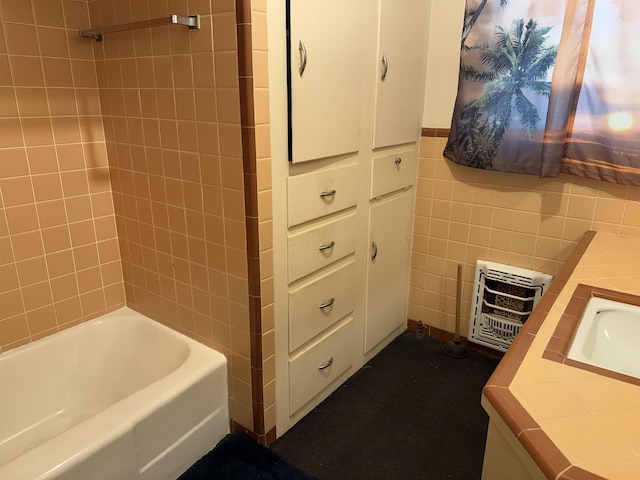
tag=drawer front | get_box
[287,213,357,283]
[287,164,359,227]
[289,261,356,352]
[289,318,354,414]
[370,148,417,199]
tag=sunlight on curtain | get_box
[445,0,640,186]
[562,1,640,184]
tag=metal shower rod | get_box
[79,14,200,42]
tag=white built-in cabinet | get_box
[270,0,429,435]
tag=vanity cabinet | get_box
[271,0,428,434]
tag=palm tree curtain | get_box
[445,0,640,186]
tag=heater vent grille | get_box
[468,260,553,352]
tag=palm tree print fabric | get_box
[445,0,640,186]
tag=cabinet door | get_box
[372,0,429,149]
[365,190,413,353]
[289,0,364,163]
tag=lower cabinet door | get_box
[289,318,354,415]
[364,189,413,353]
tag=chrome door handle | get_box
[319,298,335,310]
[319,241,335,251]
[319,189,336,198]
[371,240,378,261]
[299,40,307,76]
[318,357,334,370]
[381,54,388,81]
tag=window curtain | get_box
[444,0,640,186]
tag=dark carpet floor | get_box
[179,433,318,480]
[270,331,500,480]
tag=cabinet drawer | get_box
[287,164,358,227]
[287,213,357,283]
[289,318,354,414]
[370,148,417,199]
[289,261,356,352]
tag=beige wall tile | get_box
[1,0,35,24]
[0,0,257,432]
[410,141,640,337]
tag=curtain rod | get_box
[80,15,200,42]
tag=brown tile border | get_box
[558,466,609,480]
[231,420,277,447]
[235,0,266,440]
[480,230,598,479]
[519,428,572,479]
[406,319,504,359]
[544,284,640,387]
[421,127,450,138]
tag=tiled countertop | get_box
[483,231,640,479]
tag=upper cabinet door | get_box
[289,1,364,164]
[372,0,429,149]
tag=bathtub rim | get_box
[0,306,229,480]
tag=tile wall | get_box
[88,0,255,430]
[0,0,124,353]
[0,0,273,437]
[235,0,275,442]
[410,131,640,337]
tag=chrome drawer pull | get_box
[381,54,389,81]
[319,298,335,310]
[318,357,334,370]
[299,40,307,76]
[319,241,335,251]
[319,189,336,198]
[394,157,402,165]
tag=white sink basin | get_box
[567,296,640,379]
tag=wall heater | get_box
[468,260,553,352]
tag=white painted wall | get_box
[422,0,465,128]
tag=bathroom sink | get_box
[567,296,640,379]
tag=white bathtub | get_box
[0,307,229,480]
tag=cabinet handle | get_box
[299,40,307,76]
[371,240,378,261]
[319,189,336,198]
[319,241,335,251]
[318,357,334,370]
[319,298,335,310]
[395,157,402,165]
[381,54,388,81]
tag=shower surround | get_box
[0,0,275,440]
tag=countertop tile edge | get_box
[482,230,596,479]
